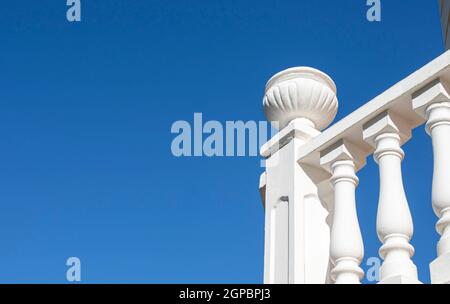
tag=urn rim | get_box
[265,66,337,94]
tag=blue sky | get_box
[0,1,444,283]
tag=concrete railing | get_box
[259,51,450,284]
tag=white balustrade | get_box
[363,111,420,284]
[259,51,450,284]
[320,140,365,284]
[412,79,450,284]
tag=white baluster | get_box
[363,111,420,284]
[320,140,365,284]
[428,102,450,255]
[412,79,450,284]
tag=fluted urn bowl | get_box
[263,67,338,130]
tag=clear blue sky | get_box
[0,0,444,283]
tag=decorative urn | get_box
[263,67,339,131]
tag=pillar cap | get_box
[263,67,338,131]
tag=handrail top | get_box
[296,50,450,171]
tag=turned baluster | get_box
[363,111,420,284]
[413,79,450,284]
[320,140,365,284]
